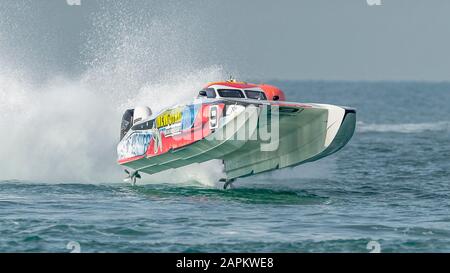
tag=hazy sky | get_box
[1,0,450,81]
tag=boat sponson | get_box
[222,105,356,179]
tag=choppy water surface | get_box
[1,81,449,252]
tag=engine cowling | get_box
[120,106,152,141]
[133,106,152,124]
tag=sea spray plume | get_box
[81,0,225,102]
[0,72,121,181]
[128,67,224,114]
[80,1,227,186]
[0,1,227,185]
[0,69,227,184]
[0,3,120,182]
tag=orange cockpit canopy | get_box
[204,80,286,101]
[258,84,286,101]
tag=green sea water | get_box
[1,81,449,253]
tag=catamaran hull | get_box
[118,100,356,181]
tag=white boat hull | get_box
[118,100,356,181]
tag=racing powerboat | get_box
[117,79,356,188]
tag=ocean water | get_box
[1,1,449,253]
[1,81,449,253]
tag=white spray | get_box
[0,1,228,185]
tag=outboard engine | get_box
[119,106,152,141]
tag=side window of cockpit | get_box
[245,90,267,100]
[206,88,216,98]
[198,88,216,98]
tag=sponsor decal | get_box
[209,105,218,129]
[156,108,182,128]
[150,128,163,154]
[161,123,182,137]
[156,107,183,137]
[117,132,152,160]
[118,103,222,161]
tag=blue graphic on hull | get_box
[181,104,200,130]
[117,131,152,160]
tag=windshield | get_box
[217,89,245,98]
[245,90,267,100]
